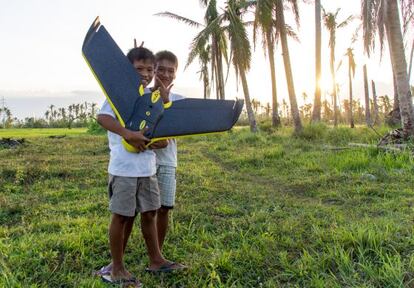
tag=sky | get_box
[0,0,407,119]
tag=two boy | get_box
[96,47,184,286]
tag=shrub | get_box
[87,120,105,135]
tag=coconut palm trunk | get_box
[312,0,322,122]
[408,38,414,82]
[386,0,414,137]
[240,69,258,132]
[348,54,355,128]
[275,0,302,133]
[267,33,281,127]
[329,37,338,127]
[371,80,379,124]
[323,9,352,127]
[363,64,371,126]
[215,44,226,100]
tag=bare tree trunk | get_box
[363,65,371,126]
[276,0,302,133]
[329,31,338,127]
[312,0,322,122]
[212,40,220,100]
[387,72,402,124]
[214,68,220,100]
[393,73,400,110]
[371,80,379,124]
[203,76,208,99]
[240,69,258,132]
[216,50,225,100]
[386,0,414,137]
[267,34,281,127]
[408,38,414,83]
[348,62,354,128]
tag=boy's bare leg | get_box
[156,207,169,250]
[99,215,135,274]
[109,213,133,279]
[123,216,135,252]
[141,210,167,268]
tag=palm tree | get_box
[90,103,98,118]
[275,0,302,133]
[362,0,414,138]
[253,0,281,127]
[224,0,258,132]
[197,44,211,99]
[346,48,356,128]
[312,0,322,122]
[323,8,353,127]
[156,0,227,100]
[48,104,55,121]
[45,110,50,123]
[363,64,371,126]
[371,80,379,124]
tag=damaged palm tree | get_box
[362,0,414,139]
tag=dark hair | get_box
[155,50,178,68]
[126,47,155,64]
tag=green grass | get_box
[0,128,86,138]
[1,126,414,287]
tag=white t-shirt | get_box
[97,98,156,177]
[155,93,185,167]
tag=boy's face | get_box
[155,59,177,87]
[132,59,154,88]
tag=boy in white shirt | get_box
[96,47,183,285]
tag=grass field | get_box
[0,128,86,138]
[1,125,414,287]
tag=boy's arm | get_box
[97,114,149,152]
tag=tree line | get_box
[157,0,414,139]
[0,102,98,129]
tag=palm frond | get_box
[252,0,275,52]
[336,59,343,72]
[287,0,300,27]
[284,24,300,42]
[185,29,209,69]
[225,0,252,75]
[377,0,387,55]
[361,0,377,56]
[400,0,414,34]
[154,12,203,28]
[337,15,354,28]
[199,0,209,8]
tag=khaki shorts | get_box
[108,174,160,216]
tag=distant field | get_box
[0,128,87,138]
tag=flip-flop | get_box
[101,274,142,287]
[93,264,111,276]
[145,262,187,273]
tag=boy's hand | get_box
[123,128,150,152]
[149,140,168,149]
[154,76,173,103]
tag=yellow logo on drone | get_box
[151,90,160,103]
[139,120,146,130]
[139,85,145,96]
